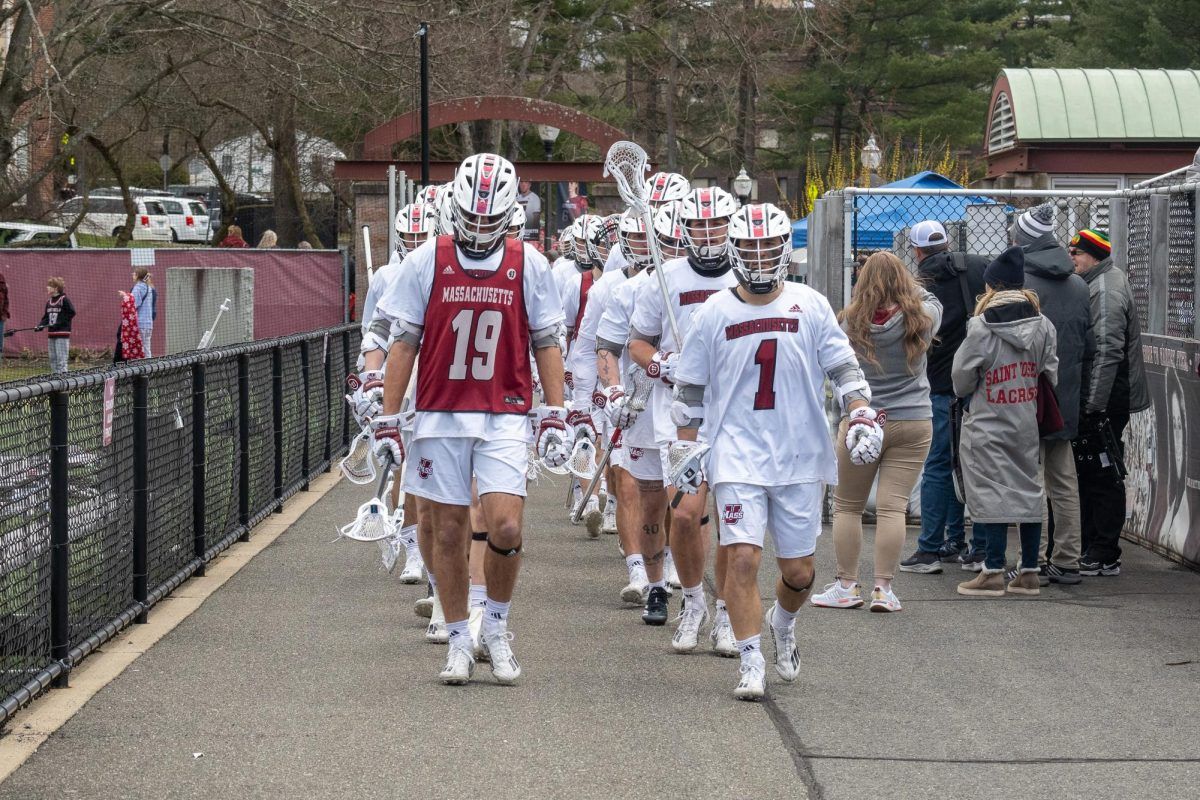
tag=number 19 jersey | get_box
[674,282,858,487]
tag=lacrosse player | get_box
[670,203,880,700]
[374,153,570,686]
[628,187,741,656]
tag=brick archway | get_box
[361,96,625,159]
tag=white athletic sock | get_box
[772,601,798,631]
[735,634,762,665]
[649,579,666,590]
[714,599,728,624]
[682,584,705,610]
[625,554,645,580]
[469,584,487,610]
[483,597,511,636]
[664,546,674,563]
[399,524,419,553]
[446,619,471,651]
[427,572,438,591]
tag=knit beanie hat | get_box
[1014,203,1056,244]
[984,246,1025,290]
[1070,229,1111,261]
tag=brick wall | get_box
[352,182,390,321]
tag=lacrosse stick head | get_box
[529,442,568,476]
[604,141,652,214]
[625,362,657,412]
[340,429,377,484]
[667,440,711,489]
[338,497,394,542]
[567,437,599,481]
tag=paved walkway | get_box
[1,476,1198,799]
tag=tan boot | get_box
[957,568,1006,597]
[1006,568,1041,596]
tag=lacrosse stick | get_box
[604,141,682,348]
[669,440,712,509]
[340,426,376,484]
[362,225,374,282]
[567,436,599,482]
[2,326,39,338]
[527,410,570,476]
[338,455,396,542]
[571,363,655,523]
[197,298,232,350]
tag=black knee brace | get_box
[471,531,489,542]
[488,539,521,557]
[781,571,814,594]
[700,514,710,527]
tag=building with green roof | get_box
[984,68,1200,189]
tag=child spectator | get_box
[36,277,75,374]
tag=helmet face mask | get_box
[653,201,686,262]
[557,228,575,261]
[450,154,518,258]
[507,205,526,239]
[394,202,434,256]
[679,187,738,272]
[573,215,604,269]
[728,203,792,294]
[617,211,652,270]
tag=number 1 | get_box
[753,338,777,410]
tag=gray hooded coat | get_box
[952,298,1059,523]
[843,289,943,420]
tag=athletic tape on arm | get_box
[532,322,566,350]
[827,358,871,411]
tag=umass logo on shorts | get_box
[417,458,433,479]
[629,447,644,461]
[723,504,744,525]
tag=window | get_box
[161,200,184,214]
[189,202,208,216]
[220,154,234,175]
[99,198,124,214]
[987,92,1016,154]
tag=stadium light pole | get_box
[417,22,430,187]
[537,124,559,252]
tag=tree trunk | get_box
[270,101,305,247]
[86,135,135,246]
[193,133,238,244]
[735,0,758,174]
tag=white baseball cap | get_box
[908,220,948,248]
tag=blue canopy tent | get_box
[791,171,994,249]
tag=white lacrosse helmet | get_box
[653,200,687,262]
[574,214,604,268]
[417,184,442,207]
[435,183,456,235]
[679,186,737,272]
[557,227,575,261]
[450,153,519,257]
[508,204,526,238]
[728,203,792,294]
[394,202,434,256]
[647,172,690,207]
[617,210,652,270]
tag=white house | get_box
[190,131,345,195]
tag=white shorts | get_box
[712,481,824,559]
[403,437,528,506]
[612,443,667,484]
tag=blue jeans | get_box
[918,393,972,553]
[974,522,1042,571]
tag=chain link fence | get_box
[0,322,359,725]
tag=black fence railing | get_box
[0,323,360,726]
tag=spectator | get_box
[899,220,988,574]
[115,291,146,362]
[35,277,75,374]
[953,247,1058,597]
[130,267,156,358]
[1016,204,1093,585]
[813,252,940,613]
[218,225,249,248]
[0,271,8,350]
[297,240,313,250]
[516,178,542,235]
[1069,228,1149,576]
[257,230,278,248]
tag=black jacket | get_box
[1022,233,1094,439]
[1080,258,1150,416]
[917,250,988,394]
[38,293,75,337]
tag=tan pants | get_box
[1040,438,1081,569]
[832,418,932,582]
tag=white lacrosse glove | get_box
[594,385,638,429]
[566,408,597,442]
[346,370,385,425]
[645,351,678,386]
[844,407,886,465]
[371,413,407,468]
[668,440,709,495]
[564,370,575,393]
[535,406,576,469]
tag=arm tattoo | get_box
[597,350,621,388]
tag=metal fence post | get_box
[809,198,825,295]
[341,331,352,449]
[132,375,149,624]
[1149,193,1170,335]
[824,192,846,311]
[323,332,332,469]
[237,353,251,541]
[49,390,69,687]
[1193,191,1200,338]
[192,362,207,576]
[300,339,311,489]
[342,248,351,324]
[1109,197,1129,273]
[272,346,284,509]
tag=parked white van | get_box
[56,195,172,242]
[0,222,78,248]
[142,195,211,243]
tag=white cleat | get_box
[425,592,448,644]
[469,607,486,661]
[583,496,603,538]
[620,571,649,605]
[482,630,521,685]
[734,655,767,701]
[570,487,584,524]
[810,581,865,609]
[378,537,400,573]
[439,646,475,685]
[710,616,738,658]
[664,555,681,591]
[414,593,433,619]
[671,601,709,653]
[765,608,800,682]
[601,504,618,535]
[398,550,425,584]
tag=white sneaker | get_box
[378,537,399,573]
[620,569,649,605]
[664,555,681,590]
[398,550,424,584]
[671,600,709,653]
[583,496,603,538]
[469,606,485,659]
[414,594,433,619]
[869,585,903,613]
[570,486,584,524]
[734,654,767,701]
[810,580,865,609]
[710,616,738,658]
[439,645,475,685]
[482,630,521,685]
[765,608,800,682]
[602,504,618,534]
[425,592,448,644]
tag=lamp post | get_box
[860,135,882,187]
[733,166,753,205]
[417,22,430,186]
[537,124,560,252]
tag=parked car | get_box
[0,222,78,248]
[142,195,211,243]
[56,196,172,242]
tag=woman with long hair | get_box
[953,246,1058,597]
[812,252,940,612]
[130,267,155,357]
